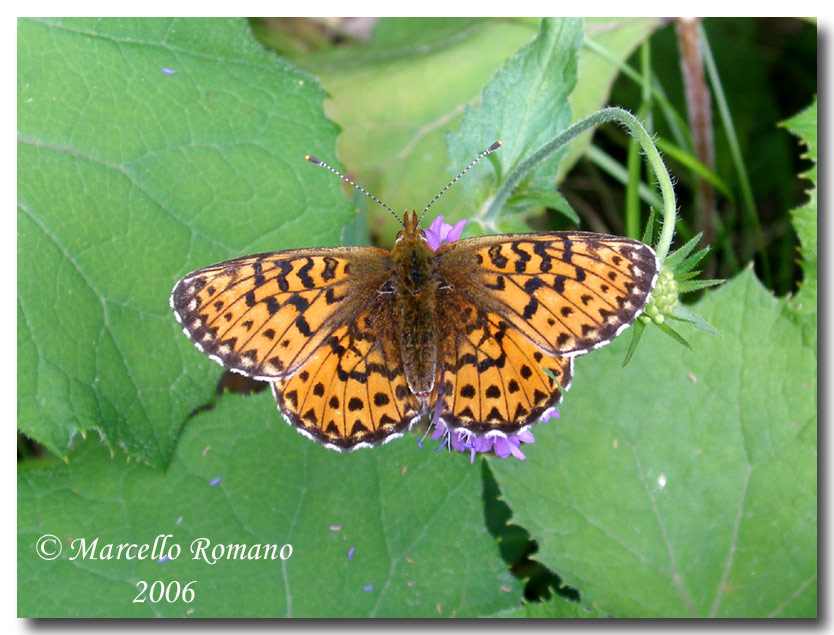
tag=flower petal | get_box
[445,220,467,243]
[507,440,526,461]
[516,429,535,444]
[425,216,445,251]
[492,437,512,458]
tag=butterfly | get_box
[170,142,659,451]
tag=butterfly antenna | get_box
[305,155,402,226]
[418,140,503,226]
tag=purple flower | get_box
[425,216,467,251]
[208,476,222,487]
[429,418,542,463]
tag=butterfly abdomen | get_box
[392,229,441,401]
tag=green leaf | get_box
[447,17,582,222]
[507,188,581,225]
[490,269,816,617]
[294,18,541,245]
[17,18,354,466]
[779,98,817,314]
[654,320,693,349]
[621,318,647,367]
[493,596,607,618]
[669,302,720,336]
[18,393,521,617]
[676,278,723,295]
[662,233,704,271]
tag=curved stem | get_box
[486,106,677,262]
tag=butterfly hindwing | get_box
[436,295,573,436]
[271,303,421,450]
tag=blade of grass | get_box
[699,23,769,286]
[625,40,653,239]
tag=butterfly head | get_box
[395,210,425,244]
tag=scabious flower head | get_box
[425,216,467,251]
[429,419,540,463]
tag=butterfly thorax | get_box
[391,211,440,401]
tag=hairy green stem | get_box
[487,106,677,262]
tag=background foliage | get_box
[18,17,816,617]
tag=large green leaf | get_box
[780,98,817,314]
[17,18,353,466]
[18,393,520,617]
[490,270,816,617]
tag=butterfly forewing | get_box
[436,232,659,357]
[170,247,392,381]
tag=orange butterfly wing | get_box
[271,304,421,450]
[437,232,659,356]
[432,232,657,436]
[170,247,392,381]
[435,297,574,436]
